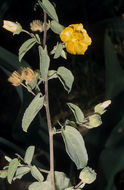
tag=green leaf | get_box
[67,103,85,124]
[24,146,35,164]
[50,20,64,34]
[61,50,67,59]
[38,0,58,22]
[47,171,71,190]
[0,170,8,179]
[57,66,74,93]
[29,181,51,190]
[19,38,36,62]
[48,70,57,80]
[22,93,44,132]
[7,158,19,184]
[14,167,30,180]
[62,126,88,169]
[31,165,44,182]
[39,46,50,80]
[54,43,63,59]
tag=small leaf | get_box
[19,38,36,62]
[61,49,67,59]
[24,146,35,164]
[38,0,58,22]
[57,66,74,93]
[67,103,85,124]
[47,171,71,190]
[31,165,44,182]
[22,93,44,132]
[29,181,51,190]
[54,43,63,59]
[48,70,57,80]
[39,46,50,80]
[62,126,88,169]
[14,167,30,180]
[0,170,8,179]
[50,20,64,34]
[7,158,19,184]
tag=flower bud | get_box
[3,20,22,34]
[79,167,96,184]
[94,100,111,115]
[88,114,102,128]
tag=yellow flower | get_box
[60,23,92,55]
[21,67,36,84]
[3,20,22,34]
[8,71,22,86]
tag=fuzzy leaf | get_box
[19,38,36,62]
[57,66,74,93]
[29,181,51,190]
[22,93,44,132]
[39,46,50,80]
[54,43,63,59]
[50,20,64,34]
[47,171,71,190]
[31,165,44,182]
[14,167,30,180]
[67,103,85,124]
[24,146,35,164]
[7,158,19,184]
[62,126,88,169]
[38,0,58,22]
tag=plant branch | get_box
[43,11,55,190]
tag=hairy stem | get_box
[43,11,55,190]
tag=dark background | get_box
[0,0,124,190]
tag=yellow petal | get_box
[65,41,76,55]
[60,27,73,42]
[69,23,84,32]
[75,41,88,55]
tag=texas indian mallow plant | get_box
[0,0,111,190]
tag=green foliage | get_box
[47,171,71,190]
[62,126,88,169]
[57,66,74,93]
[22,93,44,132]
[29,181,51,190]
[67,103,85,124]
[54,43,64,59]
[14,167,30,180]
[7,158,19,184]
[24,146,35,165]
[51,43,67,59]
[38,0,58,22]
[39,46,50,80]
[19,38,37,62]
[50,20,64,34]
[31,166,44,182]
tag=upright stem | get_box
[43,11,55,190]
